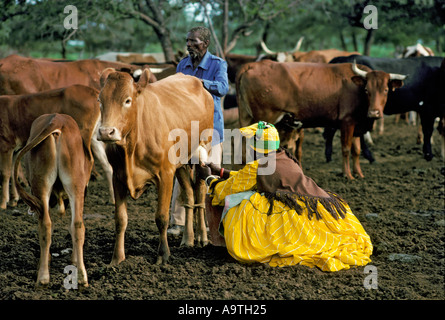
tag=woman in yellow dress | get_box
[202,121,373,272]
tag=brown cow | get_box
[116,53,158,64]
[97,69,214,265]
[295,49,361,63]
[0,54,156,95]
[13,113,92,287]
[0,85,111,209]
[260,39,359,63]
[236,60,406,179]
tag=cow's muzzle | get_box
[98,127,122,142]
[368,110,382,119]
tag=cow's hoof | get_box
[155,255,169,265]
[424,154,433,161]
[36,277,50,288]
[199,240,209,247]
[180,240,194,248]
[9,200,18,207]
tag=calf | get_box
[13,113,93,287]
[0,85,113,210]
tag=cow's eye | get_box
[124,97,132,108]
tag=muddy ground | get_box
[0,115,444,303]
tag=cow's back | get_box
[0,54,153,95]
[141,74,214,133]
[1,85,100,149]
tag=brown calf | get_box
[0,85,113,210]
[14,113,93,287]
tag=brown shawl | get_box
[256,149,347,220]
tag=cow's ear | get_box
[100,68,115,87]
[136,69,152,92]
[389,79,404,91]
[351,76,366,87]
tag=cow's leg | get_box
[155,169,174,264]
[323,127,336,163]
[0,150,13,209]
[60,176,88,287]
[377,117,384,135]
[194,177,208,247]
[420,114,435,161]
[110,176,128,265]
[340,125,355,180]
[360,134,375,164]
[9,153,20,208]
[55,190,66,216]
[32,143,57,287]
[175,167,195,247]
[295,129,304,165]
[69,191,88,287]
[36,198,52,287]
[352,136,364,178]
[91,138,115,204]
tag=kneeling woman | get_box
[203,121,373,272]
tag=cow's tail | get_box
[235,64,255,127]
[14,115,62,215]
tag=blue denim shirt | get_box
[176,51,229,144]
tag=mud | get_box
[0,116,444,301]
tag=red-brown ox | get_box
[260,40,359,63]
[225,38,304,84]
[116,53,158,64]
[13,113,92,287]
[295,49,361,63]
[97,69,214,265]
[0,85,109,210]
[0,54,157,95]
[236,60,406,179]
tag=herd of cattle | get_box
[0,40,443,287]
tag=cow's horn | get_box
[261,40,276,55]
[291,36,304,53]
[389,72,407,80]
[352,60,368,78]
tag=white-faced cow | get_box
[97,68,214,265]
[236,59,406,179]
[13,113,92,287]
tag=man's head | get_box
[186,26,211,62]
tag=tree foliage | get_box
[0,0,443,59]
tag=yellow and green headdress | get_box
[240,121,280,153]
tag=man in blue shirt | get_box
[169,26,229,235]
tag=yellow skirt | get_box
[221,192,373,272]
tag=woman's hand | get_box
[206,163,221,175]
[195,163,211,181]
